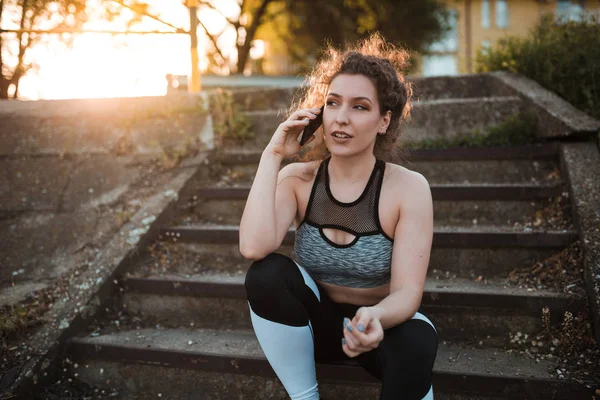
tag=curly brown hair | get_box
[289,32,413,164]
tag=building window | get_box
[482,0,490,29]
[495,0,509,28]
[556,0,584,22]
[482,40,491,50]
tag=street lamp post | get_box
[186,0,201,93]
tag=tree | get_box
[281,0,451,73]
[196,0,450,75]
[196,0,282,74]
[0,0,87,99]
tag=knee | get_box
[382,320,438,398]
[244,252,295,298]
[244,253,313,327]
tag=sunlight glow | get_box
[13,0,243,100]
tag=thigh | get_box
[310,282,350,363]
[248,256,350,363]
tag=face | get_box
[323,73,391,157]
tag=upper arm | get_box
[389,172,434,311]
[272,163,304,248]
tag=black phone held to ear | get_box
[300,105,324,146]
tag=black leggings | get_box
[245,252,438,400]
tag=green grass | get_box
[405,112,537,150]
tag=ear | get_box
[380,110,392,133]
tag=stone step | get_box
[226,97,523,150]
[227,75,510,113]
[201,144,561,185]
[160,224,576,248]
[175,183,569,228]
[216,143,560,163]
[137,241,563,281]
[148,226,576,278]
[185,183,564,201]
[65,328,591,399]
[229,86,299,112]
[177,195,568,229]
[119,273,584,345]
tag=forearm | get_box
[239,150,283,258]
[370,288,422,330]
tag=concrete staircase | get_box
[62,85,596,399]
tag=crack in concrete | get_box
[56,157,82,213]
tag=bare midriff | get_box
[317,280,390,306]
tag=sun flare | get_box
[14,0,242,100]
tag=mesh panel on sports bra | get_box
[304,156,384,235]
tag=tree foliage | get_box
[476,14,600,119]
[0,0,87,98]
[198,0,450,75]
[282,0,450,71]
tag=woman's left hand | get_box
[342,307,384,358]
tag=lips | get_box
[331,130,353,139]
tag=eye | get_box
[354,104,368,110]
[326,100,337,106]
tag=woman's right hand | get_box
[264,107,322,160]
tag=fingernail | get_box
[347,324,353,332]
[342,338,346,345]
[343,318,349,328]
[358,324,364,332]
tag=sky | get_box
[2,0,244,100]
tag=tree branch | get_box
[15,0,29,74]
[196,17,226,64]
[197,0,238,28]
[108,0,186,32]
[245,0,272,44]
[235,0,272,73]
[0,0,5,76]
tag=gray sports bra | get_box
[293,157,393,288]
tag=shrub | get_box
[475,14,600,119]
[209,89,253,142]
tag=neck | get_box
[328,152,377,184]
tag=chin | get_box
[327,145,371,159]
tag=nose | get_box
[334,105,350,126]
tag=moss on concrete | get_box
[405,112,537,150]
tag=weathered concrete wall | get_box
[561,143,600,343]
[0,94,209,305]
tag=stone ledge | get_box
[0,94,207,156]
[3,151,210,399]
[561,143,600,344]
[489,71,600,138]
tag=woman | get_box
[239,33,437,400]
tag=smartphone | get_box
[300,105,324,146]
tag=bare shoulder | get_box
[277,160,320,185]
[383,162,431,202]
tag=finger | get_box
[363,318,384,346]
[281,119,311,132]
[289,109,319,121]
[352,314,383,349]
[343,329,369,353]
[354,309,372,334]
[347,315,371,346]
[344,320,372,351]
[342,338,360,358]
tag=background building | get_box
[422,0,600,76]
